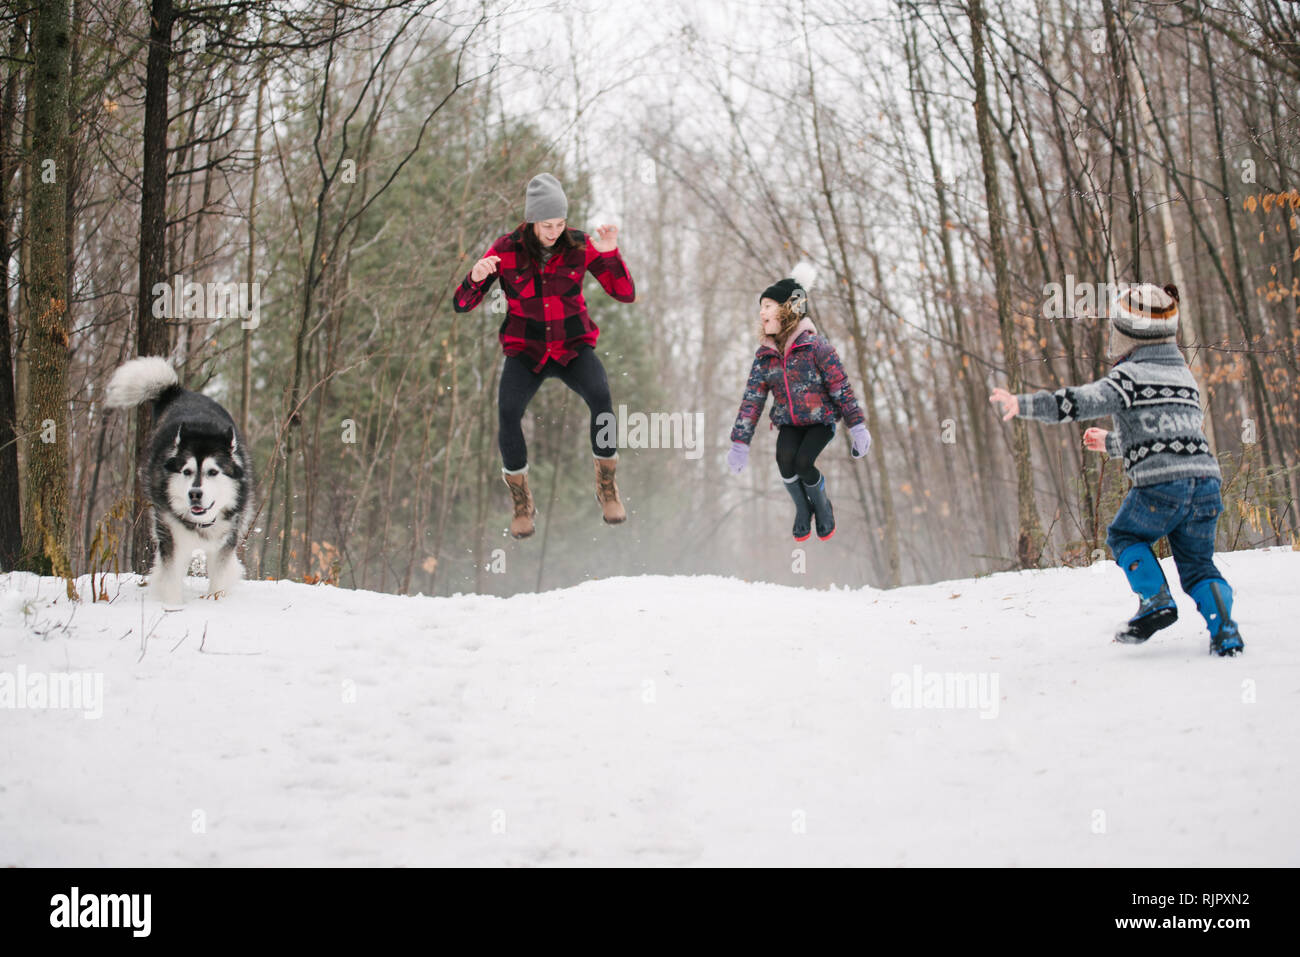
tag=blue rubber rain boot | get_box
[1114,543,1178,644]
[782,476,812,542]
[802,475,835,541]
[1189,579,1244,657]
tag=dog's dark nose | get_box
[189,487,204,502]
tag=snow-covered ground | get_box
[1,548,1296,866]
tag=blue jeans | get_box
[1106,477,1224,593]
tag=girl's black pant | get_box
[498,345,615,471]
[775,423,835,484]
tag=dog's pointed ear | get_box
[225,426,238,456]
[169,426,182,456]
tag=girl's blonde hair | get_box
[761,301,804,353]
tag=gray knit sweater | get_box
[1015,343,1221,487]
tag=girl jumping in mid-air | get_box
[727,271,870,541]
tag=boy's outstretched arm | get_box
[989,388,1020,420]
[989,372,1129,424]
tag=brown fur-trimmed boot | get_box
[502,466,536,539]
[594,454,626,525]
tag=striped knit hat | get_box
[1110,283,1180,339]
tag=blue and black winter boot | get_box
[782,476,812,542]
[801,475,835,541]
[1114,543,1178,644]
[1189,579,1244,657]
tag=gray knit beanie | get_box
[524,173,567,223]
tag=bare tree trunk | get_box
[241,71,265,439]
[130,0,174,574]
[429,314,461,590]
[0,15,26,570]
[21,0,73,581]
[1100,0,1141,276]
[905,24,1003,555]
[1197,20,1285,494]
[969,0,1043,568]
[473,346,499,594]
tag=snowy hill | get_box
[2,548,1297,867]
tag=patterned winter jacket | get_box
[1015,342,1221,487]
[730,318,866,445]
[453,226,635,372]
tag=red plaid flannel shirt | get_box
[453,227,635,371]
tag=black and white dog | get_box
[105,357,255,604]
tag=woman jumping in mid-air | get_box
[453,173,636,539]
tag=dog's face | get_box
[163,426,244,525]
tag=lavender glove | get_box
[727,441,749,474]
[849,423,872,458]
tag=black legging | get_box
[776,423,835,484]
[499,345,615,471]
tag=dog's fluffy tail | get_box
[104,357,179,409]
